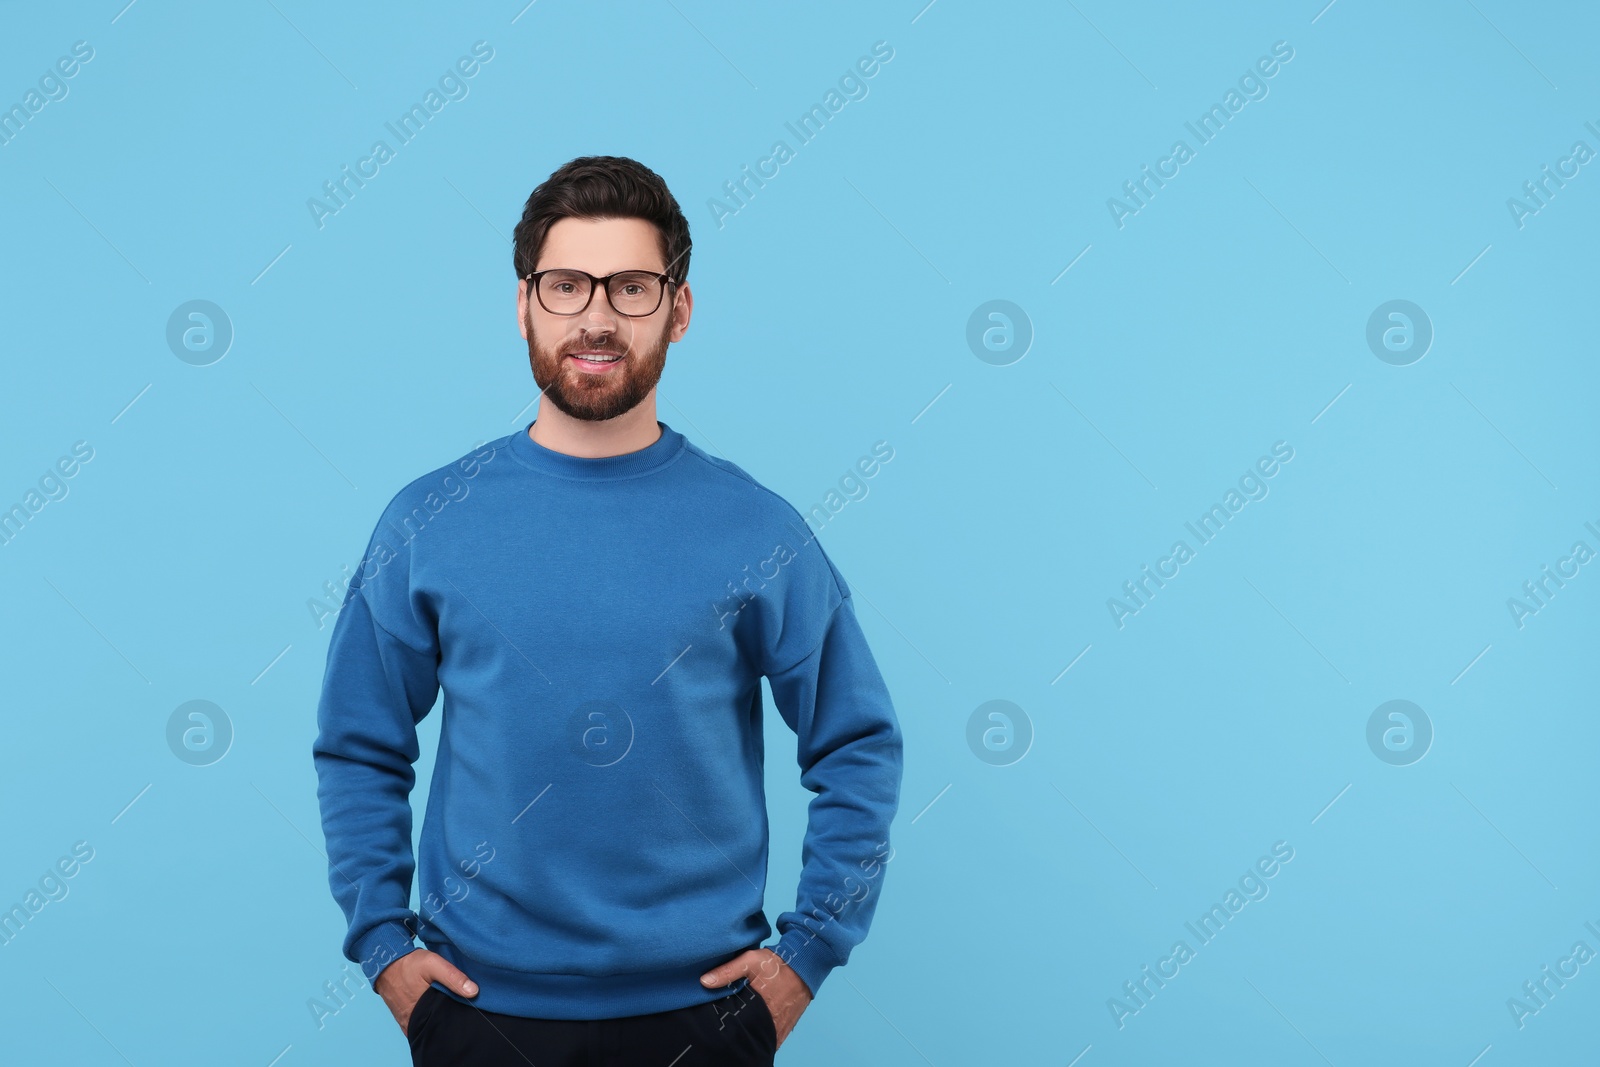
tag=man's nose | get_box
[584,282,621,323]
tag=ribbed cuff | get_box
[769,926,842,999]
[352,918,419,988]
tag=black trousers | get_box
[407,981,778,1066]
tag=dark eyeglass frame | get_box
[523,268,679,318]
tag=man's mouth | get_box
[568,350,623,370]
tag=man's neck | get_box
[527,400,661,458]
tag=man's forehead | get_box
[539,217,664,272]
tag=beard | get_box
[524,306,671,423]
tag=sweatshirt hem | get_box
[427,939,760,1020]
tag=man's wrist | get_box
[353,918,420,989]
[769,928,838,999]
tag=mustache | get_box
[561,338,626,357]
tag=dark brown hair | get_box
[512,156,692,286]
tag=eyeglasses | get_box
[524,268,677,317]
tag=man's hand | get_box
[374,948,479,1036]
[700,948,812,1048]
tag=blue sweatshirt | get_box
[311,420,904,1020]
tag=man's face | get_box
[518,216,690,422]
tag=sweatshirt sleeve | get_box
[310,526,441,989]
[763,567,904,999]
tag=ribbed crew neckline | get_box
[506,419,687,480]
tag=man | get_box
[311,155,904,1065]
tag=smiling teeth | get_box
[575,354,619,362]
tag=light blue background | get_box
[2,1,1596,1064]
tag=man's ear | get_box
[517,279,529,341]
[668,281,693,343]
